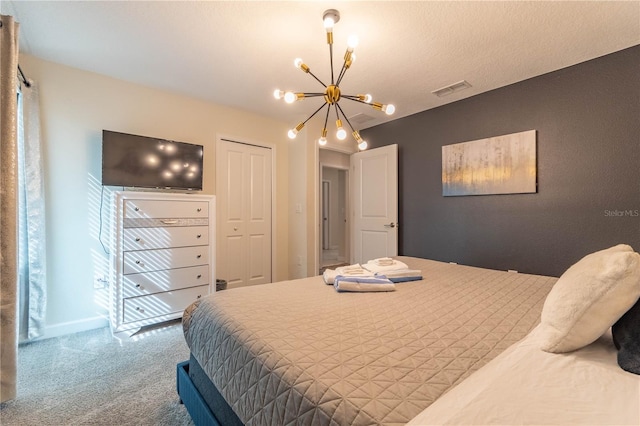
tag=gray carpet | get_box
[0,320,195,425]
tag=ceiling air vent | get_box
[432,80,472,97]
[348,113,376,125]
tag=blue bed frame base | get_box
[176,361,221,426]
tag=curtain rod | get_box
[18,64,31,88]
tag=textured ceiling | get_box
[4,1,640,131]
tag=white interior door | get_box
[351,144,398,264]
[217,139,272,288]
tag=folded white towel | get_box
[339,264,363,271]
[374,257,395,266]
[323,266,374,284]
[323,269,338,285]
[336,265,373,276]
[334,275,396,292]
[376,269,423,283]
[362,259,409,274]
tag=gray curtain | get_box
[17,79,46,341]
[0,14,20,403]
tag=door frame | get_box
[215,134,277,283]
[318,162,350,271]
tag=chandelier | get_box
[273,9,395,151]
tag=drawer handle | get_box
[197,295,202,299]
[196,234,202,239]
[135,237,141,242]
[197,208,202,212]
[135,260,143,266]
[161,219,179,225]
[134,207,140,212]
[135,284,143,289]
[136,307,144,313]
[197,274,202,279]
[197,254,202,259]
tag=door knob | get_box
[384,222,396,228]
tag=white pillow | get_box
[539,244,640,353]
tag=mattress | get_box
[182,256,557,425]
[409,326,640,425]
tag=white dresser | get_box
[110,191,215,334]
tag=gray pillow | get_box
[612,298,640,375]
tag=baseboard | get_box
[29,316,109,342]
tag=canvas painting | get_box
[442,130,537,196]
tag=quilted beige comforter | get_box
[183,257,557,425]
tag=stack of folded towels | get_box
[323,257,423,292]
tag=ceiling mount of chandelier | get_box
[273,9,395,151]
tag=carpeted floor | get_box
[0,320,194,425]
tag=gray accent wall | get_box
[362,46,640,277]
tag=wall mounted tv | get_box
[102,130,203,191]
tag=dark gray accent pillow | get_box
[612,297,640,375]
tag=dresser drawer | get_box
[123,265,210,298]
[124,199,209,219]
[123,226,209,251]
[123,285,208,323]
[123,246,209,274]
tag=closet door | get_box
[216,139,272,288]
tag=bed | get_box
[178,252,640,425]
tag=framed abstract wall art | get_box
[442,130,537,196]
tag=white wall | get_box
[20,54,294,338]
[288,129,308,279]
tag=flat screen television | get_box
[102,130,203,190]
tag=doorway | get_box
[320,166,348,270]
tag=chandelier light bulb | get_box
[364,94,373,103]
[284,91,296,104]
[347,35,359,49]
[273,89,284,100]
[294,58,304,69]
[324,16,335,32]
[288,129,298,139]
[324,17,335,30]
[382,104,396,115]
[358,140,368,151]
[336,127,347,140]
[318,137,327,146]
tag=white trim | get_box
[27,316,109,342]
[216,134,277,282]
[312,142,319,276]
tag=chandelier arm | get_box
[335,62,349,87]
[329,43,335,85]
[341,96,369,105]
[302,93,328,97]
[322,103,331,130]
[333,103,341,121]
[306,70,328,88]
[335,102,356,132]
[302,102,330,126]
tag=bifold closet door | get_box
[217,139,272,288]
